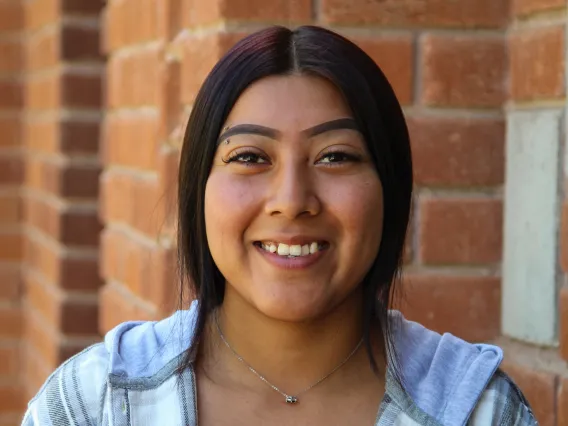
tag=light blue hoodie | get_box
[23,302,537,425]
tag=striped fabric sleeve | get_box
[21,343,110,426]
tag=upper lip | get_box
[254,235,329,246]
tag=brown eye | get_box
[317,152,361,165]
[224,151,269,164]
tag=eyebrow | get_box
[217,118,360,145]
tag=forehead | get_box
[225,74,353,131]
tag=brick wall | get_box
[20,0,104,406]
[0,0,25,423]
[0,0,564,425]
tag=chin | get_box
[252,293,330,323]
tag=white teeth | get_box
[260,241,323,257]
[289,245,302,256]
[310,242,318,254]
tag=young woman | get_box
[23,25,537,425]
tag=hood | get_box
[104,302,198,378]
[103,303,502,425]
[392,312,503,425]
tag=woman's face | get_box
[204,74,384,321]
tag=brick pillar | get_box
[0,0,25,422]
[499,2,567,426]
[21,0,104,401]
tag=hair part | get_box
[176,25,413,387]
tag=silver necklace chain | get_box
[214,311,364,404]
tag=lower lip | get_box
[254,244,328,270]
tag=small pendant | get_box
[285,395,298,404]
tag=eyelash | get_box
[223,150,361,165]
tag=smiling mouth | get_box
[253,241,329,257]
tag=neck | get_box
[198,287,384,397]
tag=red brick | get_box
[419,198,503,264]
[321,0,509,28]
[513,0,566,17]
[500,362,555,426]
[0,305,21,338]
[157,0,182,41]
[100,229,176,312]
[182,0,310,27]
[25,0,58,30]
[148,244,180,314]
[61,25,101,61]
[399,274,501,341]
[100,172,164,237]
[23,309,63,368]
[407,116,505,187]
[0,345,21,378]
[0,193,21,224]
[60,120,100,155]
[25,118,99,155]
[131,178,165,238]
[99,282,156,334]
[24,346,51,398]
[25,74,59,110]
[157,146,180,231]
[27,71,102,109]
[0,40,22,74]
[0,233,21,261]
[0,266,21,301]
[61,164,100,198]
[101,0,125,53]
[560,287,568,361]
[353,36,413,105]
[559,377,568,426]
[23,233,101,291]
[25,196,101,246]
[61,0,104,15]
[24,118,56,153]
[26,28,58,71]
[0,1,24,32]
[421,35,506,107]
[61,72,102,108]
[562,203,568,273]
[123,239,154,297]
[158,60,182,141]
[102,113,160,169]
[0,116,20,148]
[26,159,100,198]
[99,171,131,224]
[0,385,25,412]
[103,0,160,52]
[510,25,565,101]
[181,32,245,104]
[60,209,102,247]
[60,256,101,291]
[25,274,98,335]
[0,81,22,109]
[0,155,23,185]
[106,46,163,108]
[99,228,122,281]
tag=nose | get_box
[264,160,321,219]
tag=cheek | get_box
[204,172,260,248]
[322,175,383,251]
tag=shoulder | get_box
[22,343,110,425]
[468,369,538,425]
